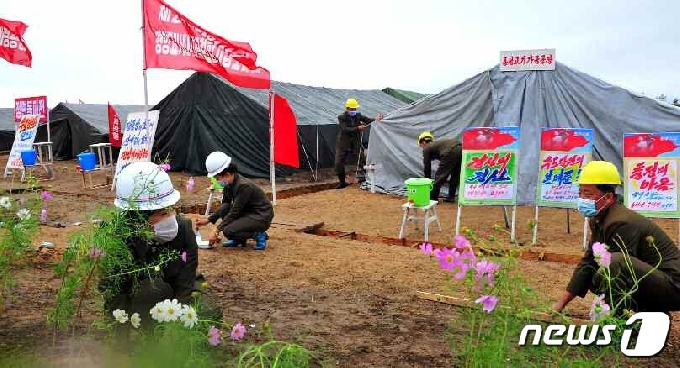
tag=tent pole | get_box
[269,91,276,206]
[315,126,319,182]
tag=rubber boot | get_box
[253,232,267,250]
[336,174,347,189]
[223,239,244,248]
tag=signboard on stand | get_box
[533,127,593,246]
[114,110,160,183]
[623,133,680,218]
[3,114,40,177]
[500,49,556,72]
[14,96,48,123]
[455,126,521,241]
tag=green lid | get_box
[404,177,433,186]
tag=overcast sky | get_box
[1,0,679,108]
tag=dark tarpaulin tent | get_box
[152,72,406,177]
[381,87,428,104]
[367,62,680,204]
[0,108,16,152]
[41,103,145,160]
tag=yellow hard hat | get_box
[418,131,434,145]
[578,161,622,185]
[345,98,360,109]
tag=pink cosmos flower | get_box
[231,323,246,341]
[452,260,469,280]
[181,251,187,262]
[474,259,500,289]
[41,208,48,223]
[475,295,499,313]
[159,163,171,172]
[454,235,471,250]
[436,248,457,271]
[89,246,105,259]
[186,177,196,192]
[419,242,433,256]
[589,294,611,322]
[41,190,53,200]
[207,325,221,346]
[592,242,611,268]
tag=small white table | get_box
[80,143,114,189]
[398,200,442,242]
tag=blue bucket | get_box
[78,152,97,171]
[20,150,37,166]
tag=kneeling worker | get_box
[553,161,680,314]
[418,131,463,202]
[196,152,273,250]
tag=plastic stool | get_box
[398,200,442,241]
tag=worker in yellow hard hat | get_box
[419,131,462,203]
[553,161,680,316]
[334,98,384,189]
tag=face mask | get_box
[219,180,228,187]
[577,195,605,218]
[348,111,358,117]
[153,215,179,243]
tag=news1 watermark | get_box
[519,312,671,357]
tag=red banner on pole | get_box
[0,18,32,68]
[142,0,270,89]
[108,103,123,147]
[14,96,47,123]
[271,93,299,168]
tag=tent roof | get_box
[0,108,14,130]
[213,75,407,126]
[58,103,148,133]
[381,87,428,104]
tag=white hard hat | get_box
[114,162,181,211]
[205,152,232,178]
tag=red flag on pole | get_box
[142,0,270,89]
[108,103,123,147]
[0,18,32,67]
[271,93,299,168]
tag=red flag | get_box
[271,93,299,168]
[108,103,123,147]
[0,18,32,67]
[142,0,270,89]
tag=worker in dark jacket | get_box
[419,131,463,202]
[335,98,383,189]
[196,153,273,250]
[553,161,680,314]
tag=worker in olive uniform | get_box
[335,98,383,189]
[553,161,680,314]
[419,131,463,202]
[196,152,274,250]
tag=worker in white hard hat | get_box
[195,152,274,250]
[103,161,201,326]
[335,98,384,189]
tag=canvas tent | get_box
[381,88,428,104]
[152,72,406,177]
[0,108,16,152]
[367,62,680,205]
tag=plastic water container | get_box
[404,177,434,207]
[20,150,37,166]
[77,152,97,171]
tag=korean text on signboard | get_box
[4,115,39,172]
[536,128,593,208]
[114,110,160,179]
[14,96,47,123]
[500,49,556,72]
[458,126,520,206]
[623,133,680,218]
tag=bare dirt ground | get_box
[1,156,680,367]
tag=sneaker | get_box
[222,239,244,248]
[253,232,267,250]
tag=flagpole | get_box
[141,0,149,119]
[269,90,276,206]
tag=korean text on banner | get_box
[499,49,555,72]
[536,128,593,208]
[108,104,123,147]
[623,133,680,218]
[0,18,32,68]
[14,96,47,123]
[114,110,160,179]
[4,115,39,172]
[142,0,270,89]
[458,126,520,206]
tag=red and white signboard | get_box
[14,96,47,123]
[500,49,556,72]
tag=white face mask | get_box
[153,215,179,243]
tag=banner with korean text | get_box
[4,115,39,175]
[623,133,680,218]
[14,96,47,123]
[458,126,520,206]
[536,128,593,208]
[114,111,160,180]
[500,49,556,72]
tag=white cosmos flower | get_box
[179,305,198,329]
[16,208,31,221]
[130,313,141,328]
[163,299,182,322]
[150,302,166,322]
[0,196,11,209]
[112,309,128,324]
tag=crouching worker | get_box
[418,131,463,203]
[101,162,223,331]
[195,152,273,250]
[552,161,680,315]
